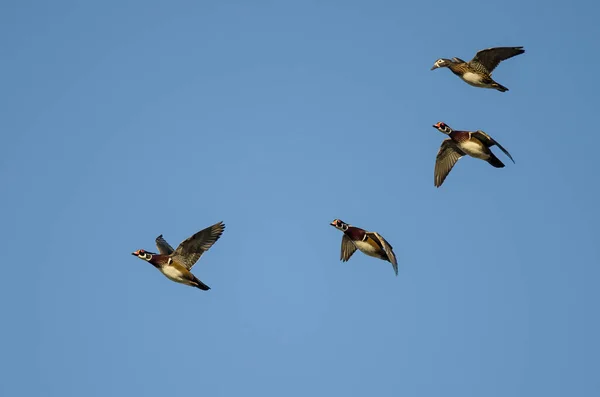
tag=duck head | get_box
[430,58,452,70]
[433,121,453,134]
[330,219,349,232]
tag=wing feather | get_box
[340,234,358,262]
[435,139,465,187]
[370,232,398,276]
[170,222,225,269]
[472,131,515,164]
[470,46,525,73]
[155,235,175,255]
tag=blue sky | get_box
[2,1,599,396]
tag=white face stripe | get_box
[436,124,452,133]
[139,252,153,261]
[332,220,349,231]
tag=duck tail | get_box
[192,276,211,291]
[493,83,509,92]
[487,153,505,168]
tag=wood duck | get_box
[430,46,524,92]
[330,219,398,276]
[131,221,225,290]
[432,122,515,188]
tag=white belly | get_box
[460,140,489,160]
[161,266,184,282]
[461,72,496,88]
[462,72,483,84]
[354,240,382,258]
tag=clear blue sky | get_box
[2,1,599,396]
